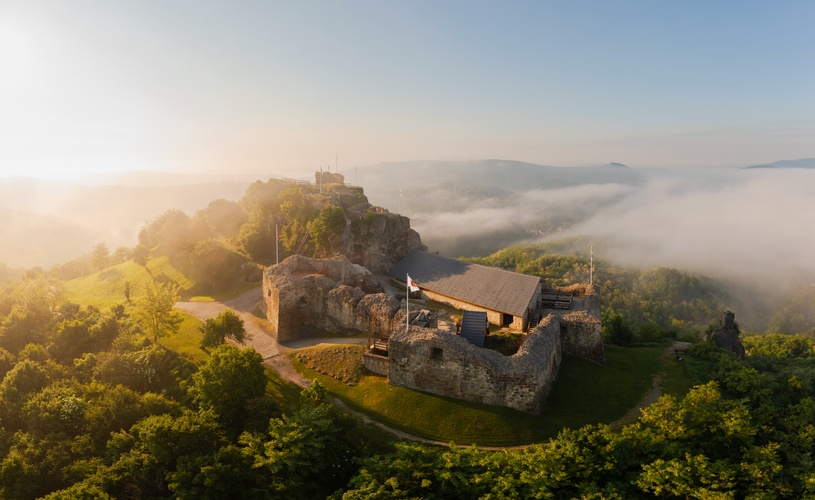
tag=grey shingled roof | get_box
[390,249,540,317]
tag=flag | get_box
[407,274,420,292]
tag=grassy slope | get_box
[291,344,672,447]
[65,256,193,309]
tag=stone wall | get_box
[387,315,563,414]
[263,254,403,342]
[363,352,389,376]
[542,283,604,364]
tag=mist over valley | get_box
[3,159,813,333]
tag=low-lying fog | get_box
[398,167,815,290]
[2,165,814,298]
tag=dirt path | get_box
[610,341,692,429]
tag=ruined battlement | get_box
[541,283,603,364]
[263,255,403,342]
[388,315,563,414]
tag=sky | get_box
[1,1,814,180]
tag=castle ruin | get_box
[261,176,602,415]
[264,251,602,415]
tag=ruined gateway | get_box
[264,252,603,415]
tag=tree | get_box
[187,240,244,293]
[240,381,356,498]
[132,282,182,343]
[637,453,736,498]
[198,309,247,349]
[92,243,110,271]
[190,345,265,432]
[196,199,247,237]
[133,244,150,267]
[112,246,132,264]
[306,205,346,256]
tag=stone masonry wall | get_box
[363,352,389,376]
[387,315,562,414]
[263,254,403,342]
[543,283,604,364]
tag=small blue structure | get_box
[460,310,487,347]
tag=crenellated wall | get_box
[541,283,604,364]
[387,315,563,414]
[263,254,403,342]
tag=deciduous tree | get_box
[198,309,246,349]
[190,345,265,431]
[132,282,182,343]
[92,243,110,271]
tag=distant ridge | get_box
[357,159,644,193]
[744,158,815,169]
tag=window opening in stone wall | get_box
[430,347,443,360]
[502,313,513,327]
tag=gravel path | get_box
[177,288,309,386]
[177,289,370,390]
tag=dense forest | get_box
[2,179,815,498]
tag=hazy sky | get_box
[2,1,814,180]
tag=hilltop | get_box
[745,157,815,169]
[358,159,644,195]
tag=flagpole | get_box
[406,273,409,332]
[590,245,593,286]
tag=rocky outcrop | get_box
[263,254,403,342]
[710,310,745,360]
[343,203,422,274]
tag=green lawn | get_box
[290,344,673,447]
[158,313,208,364]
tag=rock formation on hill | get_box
[310,182,422,274]
[710,310,745,360]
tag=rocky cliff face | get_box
[343,203,422,274]
[318,184,422,274]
